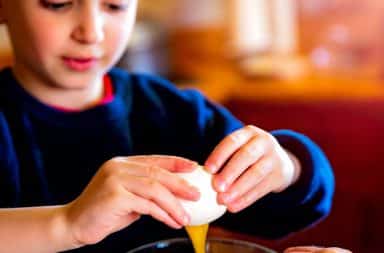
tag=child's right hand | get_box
[62,155,200,247]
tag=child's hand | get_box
[205,125,300,213]
[62,155,200,247]
[284,246,352,253]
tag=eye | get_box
[104,3,129,12]
[40,0,72,11]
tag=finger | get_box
[111,160,200,200]
[285,251,316,253]
[205,126,260,174]
[123,176,190,226]
[285,251,314,253]
[218,157,273,205]
[128,155,198,172]
[213,136,266,192]
[226,172,276,213]
[320,248,352,253]
[284,246,323,253]
[126,192,183,229]
[284,249,317,253]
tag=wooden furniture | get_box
[0,26,12,69]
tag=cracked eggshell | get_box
[176,166,227,226]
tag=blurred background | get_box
[1,1,384,252]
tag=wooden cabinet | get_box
[0,25,13,68]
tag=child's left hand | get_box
[284,246,352,253]
[205,125,300,213]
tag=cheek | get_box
[32,31,61,55]
[22,17,67,61]
[105,25,133,59]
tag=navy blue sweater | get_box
[0,67,334,252]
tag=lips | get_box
[62,56,98,71]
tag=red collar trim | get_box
[100,74,114,105]
[52,74,114,112]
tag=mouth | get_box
[62,56,99,71]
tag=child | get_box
[0,1,334,252]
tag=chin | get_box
[51,74,101,91]
[24,76,85,92]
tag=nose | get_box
[72,6,105,44]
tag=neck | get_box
[12,64,104,111]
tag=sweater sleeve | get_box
[214,129,334,239]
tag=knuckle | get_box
[103,173,120,189]
[147,203,162,217]
[101,161,115,175]
[259,131,272,141]
[229,131,247,145]
[102,157,124,174]
[243,140,262,155]
[245,125,258,132]
[109,187,123,201]
[174,176,186,187]
[257,135,275,152]
[141,203,151,215]
[108,156,125,166]
[145,178,161,192]
[264,132,278,145]
[251,161,271,179]
[145,165,159,179]
[245,124,264,136]
[259,160,273,176]
[124,192,135,207]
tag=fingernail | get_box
[221,192,235,204]
[229,196,248,212]
[205,163,217,173]
[228,202,242,213]
[216,180,227,192]
[191,161,199,168]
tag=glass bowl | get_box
[126,237,276,253]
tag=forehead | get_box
[1,0,139,20]
[2,0,138,9]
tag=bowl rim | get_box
[126,237,276,253]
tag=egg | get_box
[176,166,227,226]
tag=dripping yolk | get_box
[185,223,209,253]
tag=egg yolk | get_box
[185,224,209,253]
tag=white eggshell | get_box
[176,166,227,226]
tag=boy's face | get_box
[0,0,137,90]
